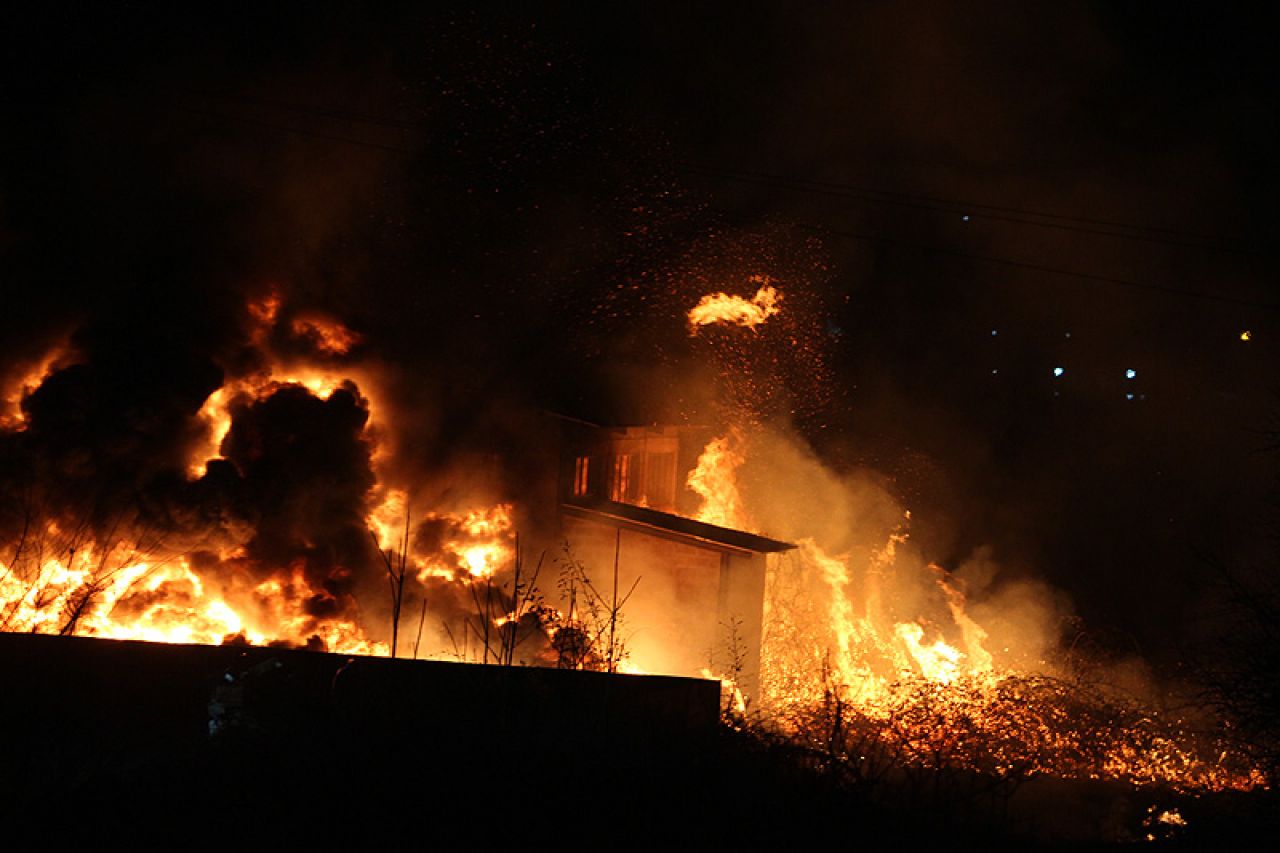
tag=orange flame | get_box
[0,550,385,655]
[412,504,515,581]
[687,429,748,529]
[688,278,782,332]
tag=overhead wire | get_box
[783,221,1279,311]
[181,89,1269,256]
[168,93,1278,312]
[679,162,1271,257]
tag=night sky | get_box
[2,3,1276,666]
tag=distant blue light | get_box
[1125,369,1137,379]
[990,329,998,336]
[991,369,998,374]
[1126,393,1134,400]
[962,215,971,222]
[1053,367,1065,377]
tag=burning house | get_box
[539,414,795,697]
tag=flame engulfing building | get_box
[536,413,794,696]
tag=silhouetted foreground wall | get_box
[0,632,718,742]
[0,632,724,844]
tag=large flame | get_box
[0,544,386,655]
[686,428,748,528]
[685,428,1261,792]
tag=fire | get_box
[0,281,1267,796]
[0,548,384,655]
[1,290,485,660]
[687,429,748,529]
[412,504,515,581]
[894,622,963,683]
[367,487,410,551]
[687,277,782,332]
[687,428,1262,792]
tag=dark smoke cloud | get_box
[219,385,376,588]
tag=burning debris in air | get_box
[687,277,782,332]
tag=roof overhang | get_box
[562,498,796,557]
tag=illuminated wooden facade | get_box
[546,413,794,698]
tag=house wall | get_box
[560,514,766,697]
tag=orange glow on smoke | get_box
[687,277,782,332]
[291,313,362,355]
[0,337,76,431]
[187,292,385,479]
[1,290,520,662]
[2,291,401,657]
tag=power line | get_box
[789,220,1279,311]
[171,97,1277,311]
[177,90,1269,257]
[681,162,1270,257]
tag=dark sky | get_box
[2,3,1276,662]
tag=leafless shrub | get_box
[551,537,638,673]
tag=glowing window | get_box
[573,456,590,497]
[610,454,632,502]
